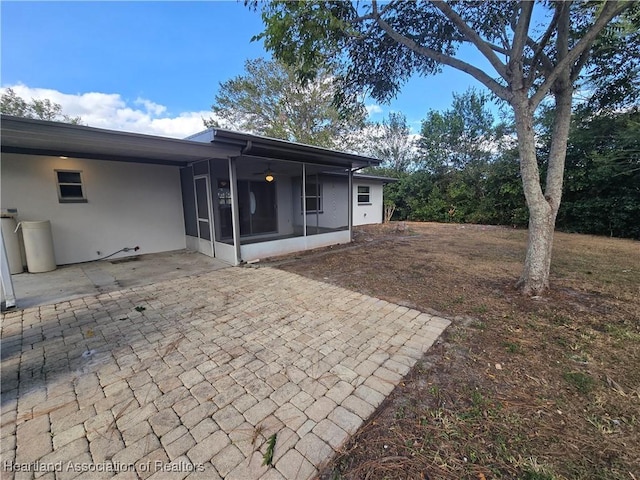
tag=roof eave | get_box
[211,128,380,169]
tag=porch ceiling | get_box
[0,115,241,166]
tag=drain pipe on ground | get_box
[95,246,140,262]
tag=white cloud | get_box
[1,84,220,139]
[365,104,383,116]
[134,97,167,116]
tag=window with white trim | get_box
[357,185,371,204]
[303,181,322,213]
[55,170,87,203]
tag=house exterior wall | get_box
[1,154,186,265]
[353,180,384,225]
[292,176,350,230]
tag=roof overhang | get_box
[211,129,380,170]
[0,115,240,166]
[353,173,398,183]
[0,115,382,170]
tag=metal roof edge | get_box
[353,173,399,183]
[211,128,381,166]
[0,114,216,149]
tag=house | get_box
[0,115,393,267]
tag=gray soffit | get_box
[0,115,240,166]
[211,129,381,170]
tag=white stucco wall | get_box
[353,180,384,225]
[292,177,350,230]
[1,154,186,265]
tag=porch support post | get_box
[348,168,354,241]
[302,163,307,237]
[315,173,320,235]
[228,156,242,265]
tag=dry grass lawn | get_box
[268,222,639,480]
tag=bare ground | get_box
[266,222,640,480]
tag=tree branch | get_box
[510,1,534,69]
[528,5,561,69]
[370,7,511,101]
[487,42,510,56]
[527,37,555,74]
[431,0,508,81]
[524,6,562,88]
[571,48,593,83]
[530,1,632,108]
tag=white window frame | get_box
[303,180,323,213]
[55,169,87,203]
[357,185,371,204]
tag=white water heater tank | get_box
[0,211,24,274]
[21,220,57,273]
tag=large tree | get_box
[1,88,82,124]
[364,112,418,172]
[205,58,367,150]
[420,88,500,173]
[418,88,510,223]
[253,0,633,295]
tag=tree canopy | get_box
[204,58,367,150]
[363,112,418,172]
[252,0,633,295]
[1,88,82,124]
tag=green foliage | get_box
[381,89,528,226]
[557,108,640,239]
[578,3,640,112]
[205,58,366,149]
[563,371,595,394]
[374,101,636,239]
[420,89,497,172]
[1,88,82,124]
[252,2,636,240]
[262,433,277,467]
[364,112,418,172]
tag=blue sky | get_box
[1,1,493,138]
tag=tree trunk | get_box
[512,95,555,295]
[513,76,573,295]
[519,203,556,295]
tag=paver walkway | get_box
[1,266,450,480]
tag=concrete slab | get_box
[8,250,229,309]
[0,266,450,479]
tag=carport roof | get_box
[0,115,380,169]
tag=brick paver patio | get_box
[1,266,449,479]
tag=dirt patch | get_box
[267,222,640,480]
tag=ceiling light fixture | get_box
[265,172,274,182]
